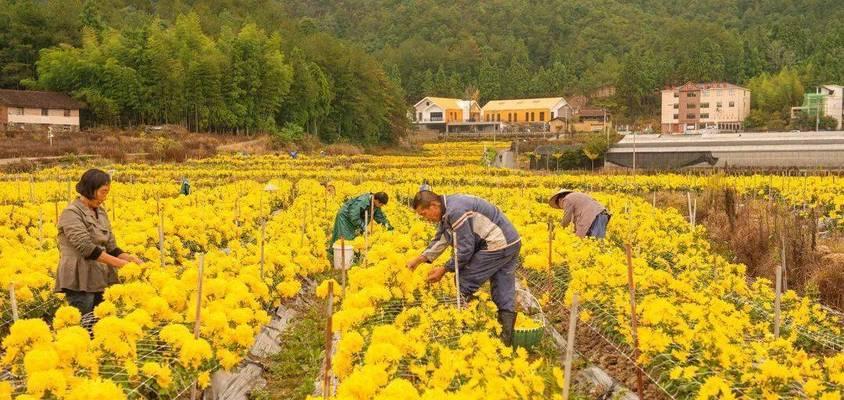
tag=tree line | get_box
[3,0,844,133]
[285,0,844,126]
[0,0,408,144]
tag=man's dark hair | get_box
[412,191,441,209]
[373,192,389,205]
[76,169,111,199]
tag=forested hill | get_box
[2,0,844,134]
[282,0,844,117]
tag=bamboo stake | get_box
[323,280,335,398]
[781,230,787,293]
[190,253,205,400]
[562,292,579,400]
[340,237,347,299]
[624,244,645,399]
[687,192,693,227]
[774,264,782,338]
[260,220,266,280]
[9,283,19,322]
[453,233,462,310]
[158,195,165,268]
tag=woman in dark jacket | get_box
[54,169,143,316]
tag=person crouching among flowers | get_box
[54,168,143,321]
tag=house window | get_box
[539,112,545,121]
[530,112,535,121]
[9,107,24,115]
[41,109,49,116]
[700,103,709,108]
[426,101,430,106]
[551,112,555,119]
[430,112,443,121]
[716,102,722,108]
[686,113,696,119]
[673,104,679,109]
[525,112,529,121]
[687,92,697,98]
[64,109,71,117]
[496,114,500,122]
[701,113,710,119]
[688,103,697,109]
[673,114,679,120]
[673,92,679,98]
[702,90,710,97]
[729,101,735,107]
[417,112,422,121]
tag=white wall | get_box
[661,90,678,125]
[7,107,79,126]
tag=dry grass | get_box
[689,188,844,309]
[0,128,254,163]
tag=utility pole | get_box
[816,87,821,132]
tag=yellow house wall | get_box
[444,109,463,123]
[484,108,553,123]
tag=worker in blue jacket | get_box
[327,192,392,260]
[406,190,521,345]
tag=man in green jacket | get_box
[327,192,392,260]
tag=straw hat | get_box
[548,189,575,209]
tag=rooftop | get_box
[482,97,566,111]
[0,89,86,109]
[664,82,747,92]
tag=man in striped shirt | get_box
[406,191,521,345]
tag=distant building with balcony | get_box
[481,97,569,125]
[413,97,481,128]
[790,85,844,130]
[661,82,750,134]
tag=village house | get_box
[480,97,569,125]
[661,82,750,134]
[0,89,85,132]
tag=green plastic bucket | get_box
[512,316,544,349]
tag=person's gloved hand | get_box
[427,266,446,283]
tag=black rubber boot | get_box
[498,310,517,347]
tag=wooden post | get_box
[158,196,165,268]
[38,207,44,245]
[9,283,19,322]
[652,191,656,207]
[453,233,462,310]
[624,244,645,399]
[193,253,205,337]
[781,231,787,293]
[774,264,782,338]
[562,292,579,400]
[323,280,335,398]
[260,220,266,280]
[340,237,347,299]
[363,210,370,267]
[687,192,693,227]
[692,198,697,227]
[189,254,205,400]
[369,194,375,236]
[547,218,554,270]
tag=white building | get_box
[819,85,844,130]
[0,89,84,132]
[661,82,751,134]
[412,97,481,125]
